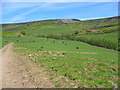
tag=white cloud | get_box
[2,0,119,2]
[2,2,61,16]
[10,16,25,21]
[6,2,67,22]
[2,3,38,14]
[8,5,42,22]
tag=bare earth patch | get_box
[39,51,97,55]
[14,47,27,49]
[79,52,96,54]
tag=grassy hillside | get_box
[1,16,119,88]
[1,17,118,36]
[77,31,118,43]
[2,37,118,88]
[1,16,119,50]
[26,26,76,35]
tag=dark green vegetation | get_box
[1,16,119,88]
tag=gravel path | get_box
[1,43,54,88]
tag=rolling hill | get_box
[1,16,119,50]
[0,16,119,88]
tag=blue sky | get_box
[1,1,118,23]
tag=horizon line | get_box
[1,15,118,24]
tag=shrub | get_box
[21,31,26,35]
[74,30,79,35]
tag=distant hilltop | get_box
[1,19,81,27]
[24,19,81,24]
[55,19,81,24]
[1,16,118,25]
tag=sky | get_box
[1,0,119,24]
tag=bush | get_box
[21,31,26,35]
[74,31,79,35]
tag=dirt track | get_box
[1,43,54,88]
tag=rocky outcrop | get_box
[55,19,80,24]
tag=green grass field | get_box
[26,26,76,36]
[77,31,118,44]
[1,16,119,88]
[2,37,118,88]
[2,17,118,36]
[2,17,119,50]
